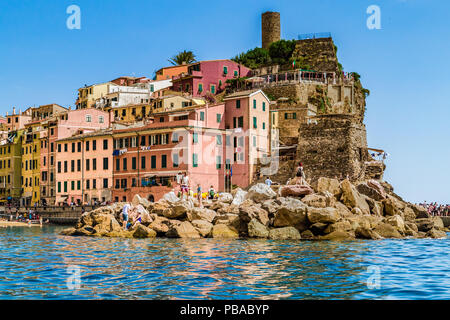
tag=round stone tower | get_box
[261,11,281,49]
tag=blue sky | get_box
[0,0,448,203]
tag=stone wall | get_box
[291,38,339,73]
[297,114,369,183]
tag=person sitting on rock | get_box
[131,211,142,229]
[122,203,131,230]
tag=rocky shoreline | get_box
[61,178,448,241]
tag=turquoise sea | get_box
[0,225,449,299]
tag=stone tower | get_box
[261,11,281,49]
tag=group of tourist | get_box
[175,172,217,207]
[419,202,450,216]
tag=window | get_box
[103,178,108,189]
[284,112,297,119]
[86,159,90,171]
[253,99,256,109]
[253,136,257,147]
[86,141,90,151]
[253,117,257,129]
[173,153,179,168]
[77,142,81,152]
[86,115,92,122]
[236,99,240,108]
[216,135,222,145]
[150,84,154,92]
[193,132,198,143]
[193,153,198,167]
[77,180,81,190]
[93,158,97,170]
[93,140,97,150]
[77,159,81,172]
[103,139,108,150]
[71,160,75,172]
[132,157,136,170]
[86,180,90,190]
[161,155,167,168]
[58,144,61,152]
[50,143,54,152]
[223,66,228,75]
[116,158,120,171]
[263,102,266,111]
[151,156,156,169]
[64,143,68,152]
[238,116,244,128]
[198,83,203,92]
[58,182,61,193]
[72,143,75,152]
[64,181,67,193]
[200,112,205,121]
[71,181,75,191]
[216,156,222,169]
[172,133,178,143]
[141,156,146,169]
[123,158,127,170]
[93,179,96,189]
[99,116,104,123]
[234,70,238,77]
[217,114,221,123]
[210,85,216,94]
[64,161,68,173]
[263,122,266,130]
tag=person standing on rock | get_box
[122,203,131,230]
[181,173,189,200]
[197,184,203,208]
[296,162,306,185]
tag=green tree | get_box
[232,47,271,69]
[168,50,197,65]
[268,39,297,66]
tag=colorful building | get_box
[20,121,42,206]
[151,94,206,113]
[40,108,111,205]
[155,65,189,81]
[0,130,23,204]
[55,129,114,205]
[171,60,252,97]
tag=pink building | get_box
[55,129,113,205]
[171,60,251,97]
[41,108,111,205]
[110,89,270,202]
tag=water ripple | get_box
[0,226,449,299]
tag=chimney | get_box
[12,107,16,115]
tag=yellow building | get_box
[151,94,206,113]
[21,122,41,206]
[0,130,23,205]
[76,82,116,109]
[107,103,151,124]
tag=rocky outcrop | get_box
[62,178,447,241]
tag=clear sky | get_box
[0,0,448,204]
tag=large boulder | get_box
[80,212,94,227]
[300,229,315,240]
[410,204,430,219]
[133,224,157,238]
[403,207,416,222]
[307,207,340,224]
[246,183,277,202]
[373,223,403,239]
[273,198,309,231]
[217,204,239,215]
[238,200,269,226]
[432,216,445,231]
[148,216,170,234]
[415,218,434,232]
[187,208,216,223]
[166,221,201,238]
[73,226,95,236]
[261,200,280,217]
[302,194,328,208]
[382,196,405,217]
[217,193,233,204]
[280,185,314,198]
[334,201,353,217]
[320,231,355,241]
[365,197,383,216]
[356,182,386,201]
[151,201,172,216]
[162,191,180,203]
[340,179,370,215]
[191,220,213,237]
[385,215,406,234]
[248,219,270,238]
[311,177,341,197]
[426,229,447,239]
[164,200,193,219]
[324,220,353,234]
[268,227,301,240]
[212,224,239,239]
[355,227,382,240]
[231,188,247,206]
[132,194,151,208]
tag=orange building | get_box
[155,65,189,81]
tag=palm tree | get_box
[168,50,197,65]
